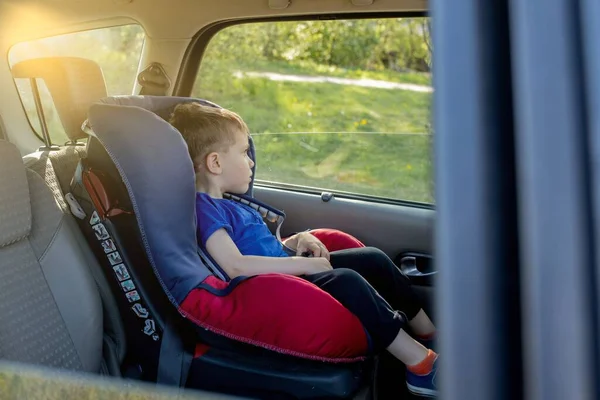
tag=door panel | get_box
[254,185,437,317]
[254,186,434,255]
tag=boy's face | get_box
[218,129,254,194]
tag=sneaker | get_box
[406,356,439,397]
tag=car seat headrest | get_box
[85,95,257,196]
[0,141,32,247]
[11,57,107,142]
[86,96,216,304]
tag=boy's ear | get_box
[205,152,222,174]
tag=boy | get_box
[169,102,439,397]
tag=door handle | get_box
[399,253,436,285]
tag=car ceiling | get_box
[0,0,427,44]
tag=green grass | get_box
[253,133,434,203]
[193,62,434,203]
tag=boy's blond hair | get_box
[169,102,249,165]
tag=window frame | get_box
[175,11,434,210]
[7,22,146,146]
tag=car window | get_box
[192,18,433,204]
[9,24,145,145]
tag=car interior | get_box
[1,1,436,399]
[3,0,600,399]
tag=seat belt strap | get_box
[137,62,171,96]
[157,318,193,387]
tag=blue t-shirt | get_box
[195,192,289,258]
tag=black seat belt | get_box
[137,62,171,96]
[156,317,193,387]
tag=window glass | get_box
[193,18,433,203]
[9,24,145,144]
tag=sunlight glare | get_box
[3,3,65,48]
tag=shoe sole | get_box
[406,382,437,398]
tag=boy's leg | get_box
[302,268,405,353]
[328,247,435,338]
[303,268,439,396]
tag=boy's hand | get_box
[302,257,333,275]
[296,232,330,260]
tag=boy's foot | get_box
[406,353,439,398]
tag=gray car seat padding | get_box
[86,96,216,306]
[24,147,126,376]
[0,142,32,247]
[0,140,102,372]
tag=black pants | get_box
[302,247,423,352]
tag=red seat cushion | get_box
[309,228,365,252]
[180,274,369,362]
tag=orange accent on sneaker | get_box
[407,349,438,375]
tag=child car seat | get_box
[68,95,378,399]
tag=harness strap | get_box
[223,193,296,255]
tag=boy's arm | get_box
[205,228,331,278]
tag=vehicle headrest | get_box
[11,57,107,142]
[85,96,218,304]
[0,141,32,247]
